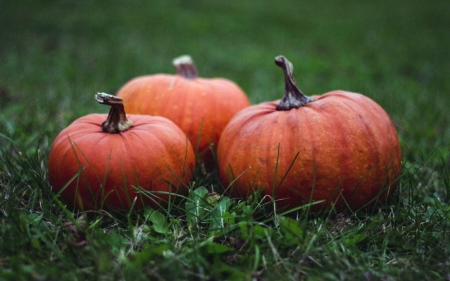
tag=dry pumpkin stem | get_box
[275,56,314,111]
[95,92,134,134]
[173,55,198,79]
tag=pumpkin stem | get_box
[173,55,198,79]
[95,93,134,134]
[275,56,314,111]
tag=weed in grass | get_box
[1,0,450,280]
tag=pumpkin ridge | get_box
[266,114,290,196]
[65,136,103,207]
[283,108,317,205]
[181,82,205,144]
[323,98,371,198]
[325,95,392,208]
[318,100,356,206]
[119,131,142,193]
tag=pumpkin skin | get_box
[48,93,196,211]
[217,56,402,212]
[116,55,251,165]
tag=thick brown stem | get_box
[95,93,133,133]
[172,55,198,79]
[275,56,314,111]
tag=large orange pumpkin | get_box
[217,56,402,211]
[48,93,196,211]
[116,55,251,165]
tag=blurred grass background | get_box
[1,1,450,280]
[1,0,449,164]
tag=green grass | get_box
[1,0,450,280]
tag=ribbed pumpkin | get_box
[217,56,402,211]
[116,55,251,165]
[48,93,196,211]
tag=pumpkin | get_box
[217,56,402,211]
[116,55,251,165]
[48,93,196,211]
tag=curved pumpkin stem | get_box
[275,56,314,111]
[173,55,198,80]
[95,93,134,133]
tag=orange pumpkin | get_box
[116,55,251,165]
[48,93,195,211]
[217,56,402,211]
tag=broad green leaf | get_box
[144,209,169,235]
[278,216,304,245]
[209,196,232,230]
[205,242,231,254]
[127,244,170,267]
[342,233,367,247]
[185,186,209,225]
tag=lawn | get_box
[1,0,450,280]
